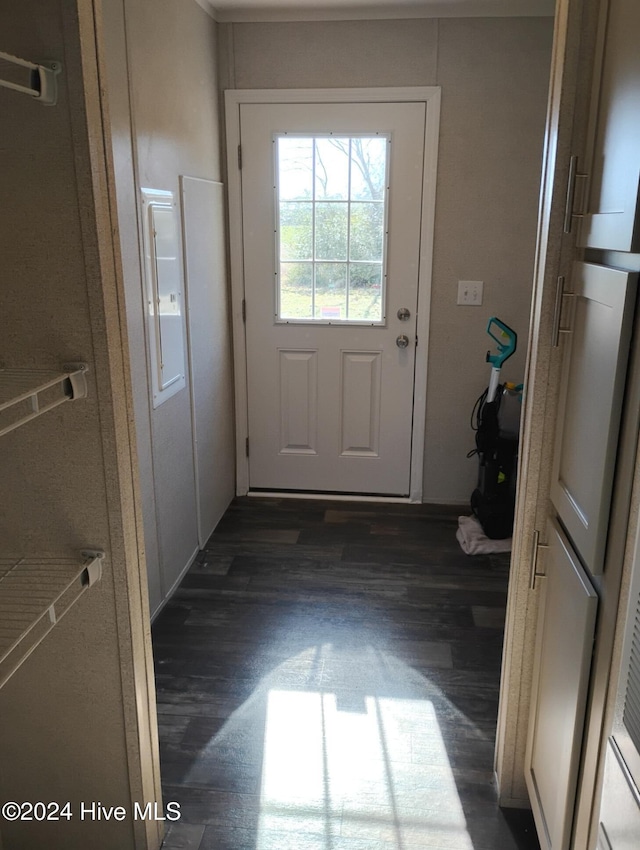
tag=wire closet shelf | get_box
[0,364,103,690]
[0,365,88,438]
[0,552,104,690]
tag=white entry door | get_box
[239,100,430,495]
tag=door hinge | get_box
[237,144,243,170]
[529,529,549,590]
[563,155,589,234]
[245,436,249,457]
[242,298,247,323]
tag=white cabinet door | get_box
[550,262,636,575]
[526,518,598,850]
[578,0,640,252]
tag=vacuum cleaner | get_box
[468,317,522,539]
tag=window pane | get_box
[315,263,347,320]
[275,135,388,323]
[350,203,384,262]
[278,137,313,201]
[315,202,348,261]
[279,202,312,260]
[350,137,387,201]
[348,264,383,322]
[315,137,349,200]
[280,263,313,319]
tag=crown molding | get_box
[192,0,220,21]
[209,1,554,24]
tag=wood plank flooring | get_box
[153,497,539,850]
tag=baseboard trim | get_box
[247,491,418,504]
[498,794,532,809]
[150,543,200,622]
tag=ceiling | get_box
[200,0,556,23]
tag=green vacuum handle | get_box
[486,317,517,368]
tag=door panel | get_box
[578,0,640,251]
[526,518,598,850]
[279,350,318,454]
[240,102,427,494]
[340,351,381,457]
[550,262,636,574]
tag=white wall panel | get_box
[181,177,235,548]
[112,0,225,613]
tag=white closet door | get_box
[526,519,598,850]
[578,0,640,252]
[550,262,636,575]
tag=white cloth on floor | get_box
[456,515,512,555]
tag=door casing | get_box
[225,87,441,501]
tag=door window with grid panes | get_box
[275,134,389,324]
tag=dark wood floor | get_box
[153,497,539,850]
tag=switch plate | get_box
[457,280,484,306]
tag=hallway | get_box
[153,498,539,850]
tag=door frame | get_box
[225,87,441,501]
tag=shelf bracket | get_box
[0,51,61,105]
[63,363,88,400]
[80,550,105,587]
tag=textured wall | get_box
[220,15,553,503]
[427,17,552,502]
[0,1,159,847]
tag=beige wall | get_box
[0,1,159,847]
[105,0,234,614]
[220,15,553,503]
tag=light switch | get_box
[457,280,483,306]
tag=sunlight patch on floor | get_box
[257,688,474,850]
